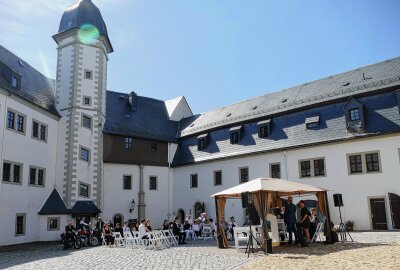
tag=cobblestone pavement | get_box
[0,232,399,270]
[0,240,253,270]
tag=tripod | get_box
[244,220,266,257]
[337,205,353,242]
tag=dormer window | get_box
[197,134,208,151]
[305,115,320,129]
[349,108,360,121]
[11,75,20,89]
[257,120,271,138]
[229,126,242,144]
[344,98,365,133]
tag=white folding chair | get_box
[123,232,136,247]
[162,229,178,246]
[131,231,145,248]
[202,225,213,240]
[112,232,125,247]
[311,222,325,243]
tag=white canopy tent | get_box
[211,178,332,249]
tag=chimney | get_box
[128,91,137,111]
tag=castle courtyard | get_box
[1,232,399,270]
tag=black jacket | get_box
[172,223,181,235]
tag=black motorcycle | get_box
[78,227,100,246]
[61,230,81,249]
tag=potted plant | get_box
[345,220,354,231]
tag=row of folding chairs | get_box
[103,229,179,250]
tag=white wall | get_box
[0,93,59,246]
[103,164,170,228]
[172,134,400,230]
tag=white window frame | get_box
[298,157,326,178]
[47,217,60,231]
[28,166,46,187]
[31,119,48,142]
[7,108,26,135]
[347,151,382,175]
[2,160,23,185]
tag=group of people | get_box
[283,197,319,246]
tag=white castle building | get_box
[0,0,399,246]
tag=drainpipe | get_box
[284,150,289,179]
[138,165,145,220]
[0,94,10,194]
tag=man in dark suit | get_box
[284,196,297,245]
[172,218,187,244]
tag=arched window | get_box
[113,214,124,227]
[194,202,203,220]
[177,209,185,224]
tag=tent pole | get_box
[324,191,333,241]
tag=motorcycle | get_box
[78,227,100,246]
[61,230,81,249]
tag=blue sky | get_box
[1,0,399,114]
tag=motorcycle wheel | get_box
[74,238,82,249]
[89,236,99,246]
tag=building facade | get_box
[0,0,399,246]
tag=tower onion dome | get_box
[57,0,113,51]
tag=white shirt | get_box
[123,226,130,232]
[192,224,200,231]
[138,223,147,238]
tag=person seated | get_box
[138,219,149,243]
[123,221,131,234]
[209,218,216,237]
[162,220,170,230]
[114,223,124,237]
[79,217,91,231]
[192,220,201,238]
[309,208,319,240]
[172,218,187,244]
[103,223,114,246]
[145,220,153,231]
[183,219,195,240]
[64,220,76,240]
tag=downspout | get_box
[0,94,10,194]
[167,143,171,220]
[138,165,145,220]
[284,150,289,179]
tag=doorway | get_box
[177,209,185,224]
[389,193,400,229]
[369,198,388,230]
[113,214,124,227]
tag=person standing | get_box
[299,200,311,243]
[284,196,297,245]
[228,216,237,240]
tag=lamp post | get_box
[130,198,136,213]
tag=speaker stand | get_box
[338,205,353,242]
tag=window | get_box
[150,143,157,152]
[149,176,157,190]
[349,108,360,121]
[190,174,198,188]
[270,163,281,178]
[16,115,24,132]
[84,70,92,79]
[79,182,90,197]
[12,76,18,88]
[80,147,90,162]
[349,155,363,174]
[230,132,240,144]
[29,168,36,185]
[230,126,242,144]
[123,175,132,190]
[313,159,325,176]
[214,171,222,186]
[7,109,25,134]
[83,97,91,106]
[366,153,380,172]
[3,162,11,182]
[305,116,320,129]
[29,166,45,186]
[7,111,15,129]
[15,214,26,236]
[82,115,92,129]
[239,167,249,183]
[197,138,207,151]
[300,161,311,177]
[13,164,21,183]
[258,120,271,138]
[299,158,326,178]
[32,120,47,141]
[124,137,133,149]
[47,217,60,231]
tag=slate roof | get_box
[58,0,109,37]
[104,91,179,142]
[0,45,59,116]
[71,200,101,214]
[38,189,69,215]
[173,90,400,166]
[178,57,400,137]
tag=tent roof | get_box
[211,178,328,198]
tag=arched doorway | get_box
[194,202,203,220]
[177,209,185,224]
[113,213,124,226]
